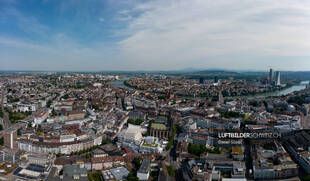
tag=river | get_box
[109,78,309,100]
[243,81,309,99]
[109,77,134,90]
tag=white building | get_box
[39,100,46,108]
[93,83,102,87]
[18,135,103,154]
[118,124,143,145]
[60,134,76,143]
[27,153,54,165]
[18,104,37,112]
[34,111,49,125]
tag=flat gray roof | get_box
[110,167,129,180]
[138,159,151,174]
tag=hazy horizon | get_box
[1,67,310,73]
[1,0,310,71]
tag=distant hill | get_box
[196,69,240,75]
[175,68,205,72]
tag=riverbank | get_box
[109,78,309,100]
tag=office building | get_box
[275,71,281,86]
[214,76,219,83]
[269,68,274,85]
[199,77,204,84]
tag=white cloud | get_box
[2,0,310,71]
[0,35,120,71]
[117,0,310,70]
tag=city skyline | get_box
[1,0,310,71]
[2,1,310,180]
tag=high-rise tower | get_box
[269,68,274,85]
[214,76,219,83]
[275,71,281,86]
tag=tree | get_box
[127,119,144,125]
[249,100,262,107]
[126,172,139,181]
[101,138,110,145]
[166,165,175,177]
[166,126,176,150]
[188,143,203,156]
[0,137,3,146]
[51,108,57,116]
[61,94,69,100]
[158,95,166,99]
[102,98,107,105]
[244,113,250,120]
[93,105,99,110]
[17,128,21,136]
[188,143,221,156]
[212,146,221,154]
[88,172,103,181]
[47,100,52,108]
[0,124,3,131]
[9,111,25,124]
[28,122,33,127]
[302,175,310,181]
[25,111,32,116]
[83,153,91,159]
[220,111,244,118]
[288,95,306,106]
[132,157,141,169]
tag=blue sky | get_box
[1,0,310,71]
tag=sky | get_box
[1,0,310,71]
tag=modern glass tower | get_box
[269,68,274,85]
